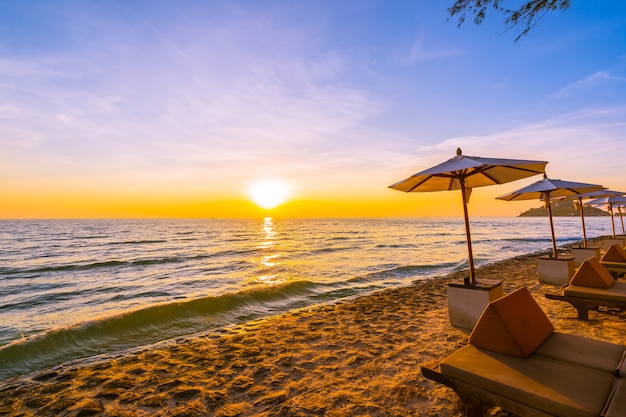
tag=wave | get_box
[475,235,583,245]
[71,235,109,240]
[489,236,552,243]
[0,280,320,382]
[351,263,456,283]
[210,248,261,257]
[374,243,418,249]
[110,239,168,245]
[0,257,189,275]
[0,249,264,276]
[308,246,352,255]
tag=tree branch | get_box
[448,0,570,41]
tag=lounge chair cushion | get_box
[602,244,626,263]
[564,281,626,303]
[534,332,625,375]
[618,350,626,378]
[469,287,554,358]
[440,344,616,417]
[570,257,616,288]
[604,379,626,417]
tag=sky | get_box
[1,0,626,219]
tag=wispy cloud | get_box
[549,71,626,100]
[401,31,466,66]
[429,106,626,185]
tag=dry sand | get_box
[1,238,625,417]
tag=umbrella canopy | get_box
[389,149,548,193]
[586,195,626,237]
[561,189,624,247]
[497,175,604,257]
[389,148,547,283]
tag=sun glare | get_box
[249,179,289,209]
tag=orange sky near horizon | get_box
[1,181,543,219]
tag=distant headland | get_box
[518,200,610,217]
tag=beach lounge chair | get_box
[545,257,626,320]
[600,243,626,278]
[421,287,626,417]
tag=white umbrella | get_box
[586,195,626,238]
[389,148,547,284]
[561,189,624,248]
[497,175,604,258]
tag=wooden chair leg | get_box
[573,303,590,321]
[458,393,483,417]
[465,400,482,417]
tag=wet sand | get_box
[1,238,625,417]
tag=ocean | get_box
[0,216,617,381]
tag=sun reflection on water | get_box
[260,253,280,267]
[260,217,275,249]
[252,217,287,286]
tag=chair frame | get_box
[545,290,626,320]
[421,364,567,417]
[600,261,626,279]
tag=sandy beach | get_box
[1,237,625,417]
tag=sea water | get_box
[0,216,616,381]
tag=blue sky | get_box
[1,1,626,217]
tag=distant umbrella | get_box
[497,174,604,257]
[389,148,547,284]
[586,195,626,238]
[562,189,624,248]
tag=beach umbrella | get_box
[389,148,547,284]
[586,195,626,238]
[561,189,624,248]
[496,174,604,258]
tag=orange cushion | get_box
[469,287,554,358]
[602,244,626,263]
[570,257,616,288]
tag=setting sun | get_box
[248,179,289,209]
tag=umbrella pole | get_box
[578,197,588,248]
[460,180,476,284]
[545,193,558,258]
[610,203,616,238]
[620,206,625,236]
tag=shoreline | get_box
[2,238,625,416]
